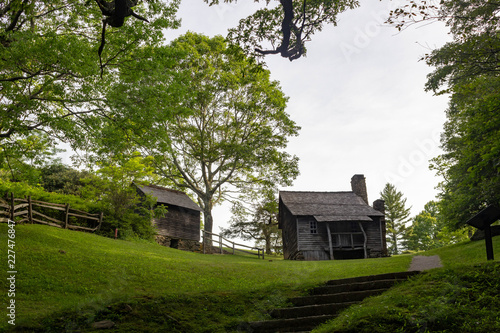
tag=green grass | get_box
[312,237,500,333]
[312,261,500,333]
[1,224,499,332]
[1,224,409,332]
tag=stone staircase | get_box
[248,271,421,333]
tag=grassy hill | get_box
[1,224,499,332]
[312,260,500,333]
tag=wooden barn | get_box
[279,175,387,261]
[135,184,201,248]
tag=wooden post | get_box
[326,223,334,260]
[484,224,495,261]
[10,192,14,221]
[64,204,70,229]
[465,205,500,262]
[97,212,103,231]
[358,222,368,259]
[219,234,223,254]
[232,242,235,255]
[262,249,265,260]
[28,196,33,224]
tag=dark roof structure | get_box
[466,205,500,230]
[280,191,383,222]
[136,184,202,212]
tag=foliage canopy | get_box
[0,0,179,146]
[208,0,359,60]
[98,33,300,235]
[390,0,500,228]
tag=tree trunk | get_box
[201,197,214,249]
[204,210,213,235]
[262,224,273,255]
[265,234,272,255]
[392,233,398,254]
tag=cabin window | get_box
[310,220,318,234]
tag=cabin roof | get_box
[280,191,383,222]
[136,184,202,212]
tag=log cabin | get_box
[135,184,201,248]
[279,175,387,260]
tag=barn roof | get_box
[279,191,383,222]
[136,184,202,212]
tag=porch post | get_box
[326,223,334,260]
[358,222,368,259]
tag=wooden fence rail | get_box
[0,193,102,232]
[202,230,265,259]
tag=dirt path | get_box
[408,255,443,271]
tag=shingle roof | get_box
[136,184,202,212]
[280,191,383,222]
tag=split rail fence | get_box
[202,230,265,259]
[0,193,102,232]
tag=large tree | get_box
[2,0,360,161]
[431,75,500,228]
[0,0,179,145]
[380,183,411,255]
[389,0,500,228]
[101,33,300,235]
[404,201,470,251]
[403,201,441,252]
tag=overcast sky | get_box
[159,0,452,236]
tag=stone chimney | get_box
[351,174,368,204]
[373,199,385,214]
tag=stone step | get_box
[290,289,389,307]
[249,314,336,333]
[311,278,404,295]
[324,271,420,286]
[247,271,421,333]
[271,301,358,319]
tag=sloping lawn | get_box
[313,236,500,333]
[1,224,410,332]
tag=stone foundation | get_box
[156,235,200,252]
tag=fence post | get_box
[28,196,33,223]
[10,192,14,221]
[97,212,103,231]
[64,204,70,229]
[219,234,223,254]
[232,242,235,255]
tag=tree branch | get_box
[4,0,28,32]
[254,0,306,61]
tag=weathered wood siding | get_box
[297,217,330,261]
[361,217,385,257]
[279,199,298,260]
[154,205,200,241]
